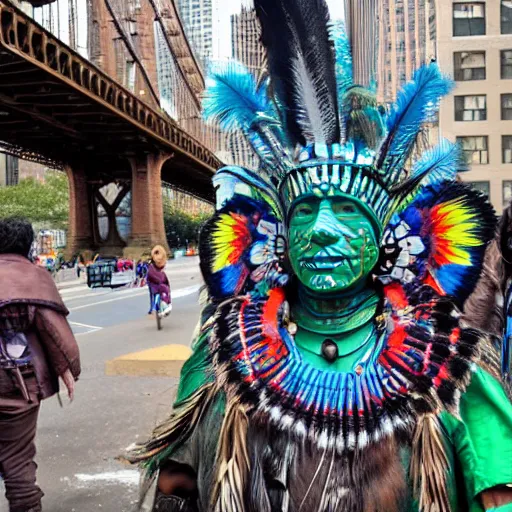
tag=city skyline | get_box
[213,0,344,59]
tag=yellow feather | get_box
[211,213,245,273]
[435,200,483,266]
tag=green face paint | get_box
[288,196,379,294]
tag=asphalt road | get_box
[0,257,203,512]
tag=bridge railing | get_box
[27,0,225,159]
[0,1,222,170]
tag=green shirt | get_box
[438,368,512,511]
[171,333,512,511]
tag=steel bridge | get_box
[0,0,222,255]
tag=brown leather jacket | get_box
[0,254,81,400]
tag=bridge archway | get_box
[94,182,131,251]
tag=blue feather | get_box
[329,21,353,106]
[202,61,277,131]
[504,285,512,376]
[379,64,454,180]
[434,264,468,296]
[410,139,468,186]
[213,166,284,219]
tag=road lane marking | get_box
[68,284,200,312]
[63,286,144,302]
[69,321,103,330]
[75,330,101,337]
[69,291,147,311]
[71,470,139,487]
[64,280,199,302]
[58,285,87,295]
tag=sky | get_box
[213,0,345,59]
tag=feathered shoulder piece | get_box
[199,166,289,299]
[377,181,496,307]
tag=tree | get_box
[163,197,209,248]
[0,171,69,229]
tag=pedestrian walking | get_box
[0,218,81,512]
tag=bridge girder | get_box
[0,1,220,202]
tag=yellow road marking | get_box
[105,344,192,377]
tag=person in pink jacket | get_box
[147,246,172,317]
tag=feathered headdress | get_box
[202,0,458,229]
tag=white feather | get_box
[335,434,345,453]
[292,53,327,143]
[280,414,294,428]
[295,420,306,438]
[317,430,329,450]
[270,406,281,421]
[357,431,369,448]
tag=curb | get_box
[105,344,192,378]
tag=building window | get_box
[455,95,487,121]
[503,94,512,120]
[454,51,486,81]
[457,136,489,164]
[502,0,512,34]
[453,3,486,36]
[468,181,490,196]
[126,61,136,92]
[504,136,512,163]
[504,180,512,206]
[502,50,512,79]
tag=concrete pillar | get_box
[65,164,94,258]
[126,152,172,258]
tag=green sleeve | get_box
[444,367,512,511]
[488,505,512,512]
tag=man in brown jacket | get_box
[0,218,81,512]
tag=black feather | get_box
[255,0,340,146]
[449,357,471,380]
[437,380,457,406]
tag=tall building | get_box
[344,0,437,152]
[176,0,213,66]
[228,6,265,170]
[0,154,48,187]
[344,0,436,103]
[344,0,379,88]
[376,0,437,103]
[231,7,265,77]
[437,0,512,212]
[226,131,259,170]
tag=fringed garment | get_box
[126,183,512,512]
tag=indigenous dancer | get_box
[126,1,512,510]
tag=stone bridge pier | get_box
[65,152,173,260]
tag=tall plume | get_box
[254,0,340,147]
[378,64,454,185]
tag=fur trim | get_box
[463,239,505,336]
[410,414,450,512]
[212,397,251,512]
